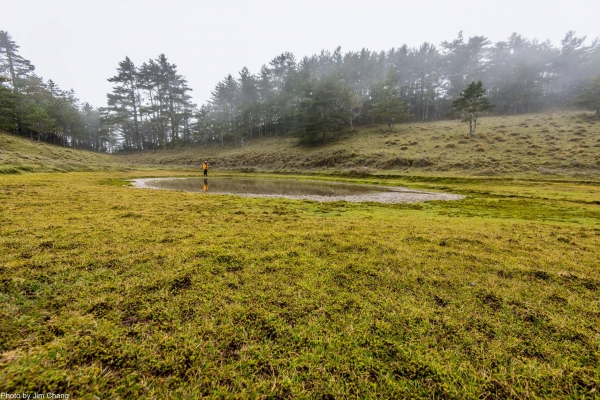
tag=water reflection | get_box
[145,177,390,197]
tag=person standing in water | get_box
[202,161,208,176]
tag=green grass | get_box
[0,132,132,173]
[121,110,600,176]
[1,111,599,397]
[1,171,599,398]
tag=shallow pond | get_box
[140,177,389,196]
[132,177,465,204]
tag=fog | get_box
[1,0,599,107]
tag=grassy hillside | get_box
[3,111,599,177]
[1,171,599,397]
[122,110,600,176]
[0,131,128,173]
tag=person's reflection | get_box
[203,179,208,192]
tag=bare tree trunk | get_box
[130,81,141,149]
[4,48,17,93]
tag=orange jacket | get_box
[202,163,208,170]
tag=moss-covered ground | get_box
[1,170,599,398]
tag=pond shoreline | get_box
[130,177,465,204]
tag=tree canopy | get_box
[0,30,114,150]
[571,75,600,117]
[2,29,600,151]
[449,81,495,135]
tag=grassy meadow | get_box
[1,169,599,398]
[1,111,600,398]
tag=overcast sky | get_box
[2,0,599,107]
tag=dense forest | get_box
[1,30,599,151]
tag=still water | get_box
[143,177,391,196]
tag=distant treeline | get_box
[0,31,106,151]
[1,30,599,151]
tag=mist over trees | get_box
[0,31,112,151]
[571,75,600,116]
[167,30,600,148]
[1,29,600,152]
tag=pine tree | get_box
[0,31,35,93]
[22,102,55,140]
[137,55,194,147]
[571,75,600,117]
[209,74,238,146]
[296,75,352,144]
[156,54,194,143]
[19,76,56,141]
[238,67,259,141]
[106,57,142,149]
[449,81,495,136]
[192,104,213,144]
[0,76,17,131]
[256,64,275,137]
[138,58,167,147]
[370,70,409,131]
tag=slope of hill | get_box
[3,110,599,177]
[0,132,128,173]
[122,111,600,177]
